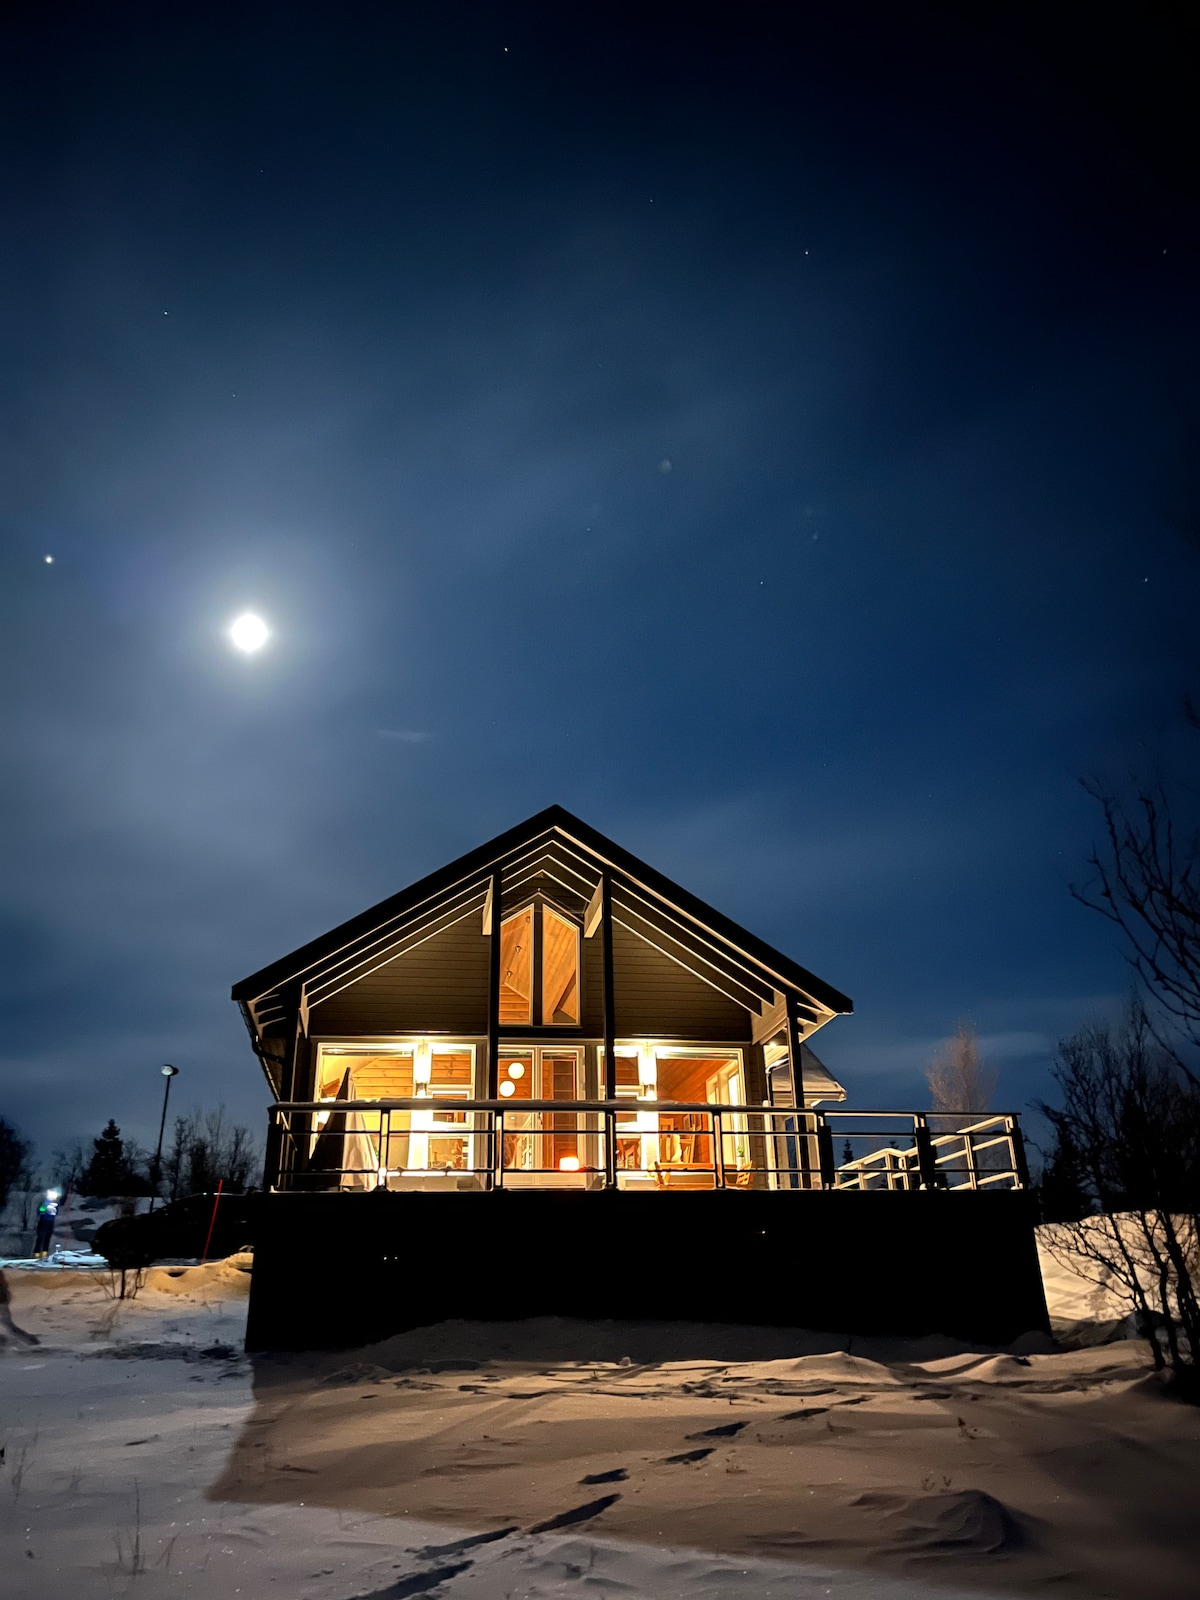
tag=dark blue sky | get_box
[2,3,1198,1159]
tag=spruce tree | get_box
[81,1120,131,1196]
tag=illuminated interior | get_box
[498,907,533,1025]
[541,906,580,1024]
[498,1047,583,1178]
[308,1038,750,1190]
[314,1042,475,1185]
[607,1047,745,1187]
[499,902,581,1026]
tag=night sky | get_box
[2,3,1198,1160]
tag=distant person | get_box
[0,1271,39,1346]
[33,1189,60,1258]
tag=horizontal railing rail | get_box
[266,1099,1028,1194]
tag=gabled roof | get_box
[232,805,852,1036]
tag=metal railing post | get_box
[712,1107,725,1188]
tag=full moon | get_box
[228,612,270,653]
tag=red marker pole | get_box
[200,1180,224,1263]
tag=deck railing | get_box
[267,1100,1029,1193]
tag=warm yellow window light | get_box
[637,1042,658,1092]
[558,1155,581,1172]
[542,906,580,1025]
[413,1041,432,1086]
[499,907,534,1024]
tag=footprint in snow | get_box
[358,1562,474,1598]
[528,1494,621,1532]
[411,1527,517,1560]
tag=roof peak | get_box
[231,804,852,1019]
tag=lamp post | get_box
[149,1064,179,1214]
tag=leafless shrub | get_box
[1039,1005,1200,1393]
[101,1263,147,1303]
[1074,772,1200,1072]
[162,1105,260,1200]
[49,1141,87,1193]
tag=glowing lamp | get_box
[558,1155,581,1172]
[413,1041,432,1086]
[499,1081,516,1098]
[46,1188,61,1202]
[506,1062,525,1078]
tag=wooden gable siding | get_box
[611,921,752,1041]
[298,897,751,1053]
[309,916,490,1037]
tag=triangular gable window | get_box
[499,906,534,1025]
[499,901,581,1027]
[542,906,579,1025]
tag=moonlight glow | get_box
[228,612,270,654]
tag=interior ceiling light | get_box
[506,1062,525,1078]
[499,1081,516,1097]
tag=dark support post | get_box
[601,872,617,1186]
[785,995,805,1103]
[263,1108,284,1192]
[274,1003,305,1190]
[914,1114,939,1189]
[1010,1116,1030,1189]
[601,873,616,1100]
[487,868,503,1098]
[784,996,814,1185]
[816,1115,837,1189]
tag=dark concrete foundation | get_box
[245,1189,1049,1350]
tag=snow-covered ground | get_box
[2,1255,1199,1600]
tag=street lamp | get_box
[149,1064,179,1214]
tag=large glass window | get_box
[312,1041,477,1185]
[499,907,533,1024]
[603,1046,745,1187]
[497,1047,585,1181]
[542,907,580,1025]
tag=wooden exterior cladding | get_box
[233,809,1054,1349]
[233,806,854,1135]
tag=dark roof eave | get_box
[231,805,853,1018]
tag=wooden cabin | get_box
[235,807,1047,1349]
